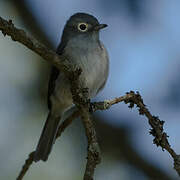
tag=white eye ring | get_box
[77,23,88,32]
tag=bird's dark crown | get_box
[67,12,99,27]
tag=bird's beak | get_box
[94,24,108,31]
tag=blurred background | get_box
[0,0,180,179]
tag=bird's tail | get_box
[34,112,61,162]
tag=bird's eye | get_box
[77,23,88,32]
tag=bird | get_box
[33,12,109,162]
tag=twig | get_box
[56,90,180,177]
[16,152,34,180]
[0,16,72,74]
[15,91,180,179]
[0,16,179,179]
[58,91,180,177]
[92,91,180,176]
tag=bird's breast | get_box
[64,38,109,97]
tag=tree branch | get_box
[17,91,180,179]
[92,91,180,176]
[0,16,179,179]
[16,152,34,180]
[0,16,100,180]
[0,16,69,72]
[58,91,180,177]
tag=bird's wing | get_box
[47,42,66,109]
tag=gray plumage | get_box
[34,12,109,162]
